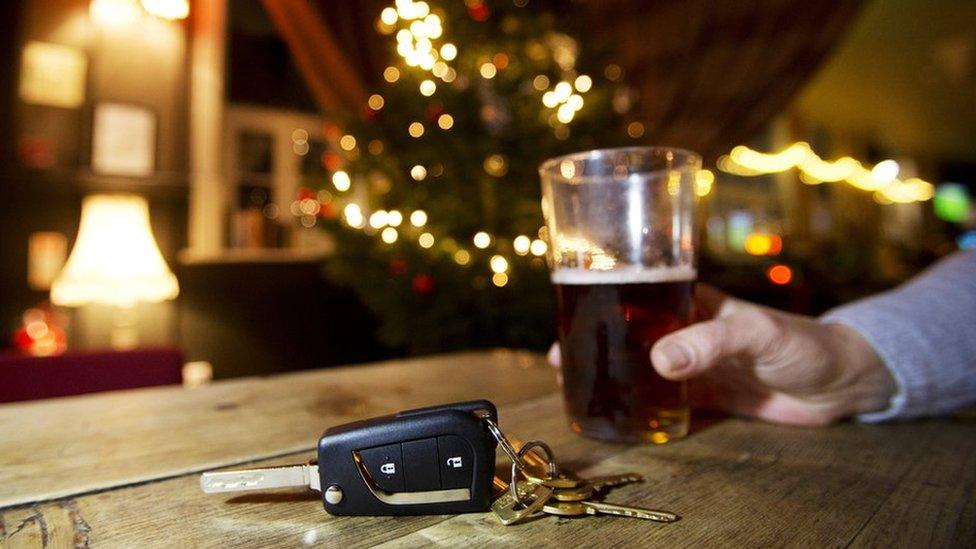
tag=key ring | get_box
[477,413,526,470]
[509,440,558,507]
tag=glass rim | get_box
[538,146,702,184]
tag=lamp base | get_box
[110,305,139,350]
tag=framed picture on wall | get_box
[91,102,157,177]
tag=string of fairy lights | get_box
[296,0,936,289]
[717,142,935,204]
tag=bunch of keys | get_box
[200,399,680,524]
[201,400,498,515]
[488,427,680,525]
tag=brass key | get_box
[491,480,553,525]
[543,500,679,522]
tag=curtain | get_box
[262,0,863,159]
[587,0,864,159]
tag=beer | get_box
[553,266,694,444]
[540,146,700,444]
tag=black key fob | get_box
[317,399,498,516]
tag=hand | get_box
[549,285,896,427]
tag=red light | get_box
[767,264,793,285]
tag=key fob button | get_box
[359,443,405,493]
[437,435,474,489]
[402,438,441,491]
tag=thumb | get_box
[650,308,780,380]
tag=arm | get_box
[822,251,976,421]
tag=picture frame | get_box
[91,102,157,177]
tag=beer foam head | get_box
[550,265,697,285]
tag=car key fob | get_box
[317,399,498,515]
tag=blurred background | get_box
[0,0,973,389]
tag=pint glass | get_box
[539,147,699,444]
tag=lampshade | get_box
[51,194,179,307]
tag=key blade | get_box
[200,464,321,493]
[583,501,680,522]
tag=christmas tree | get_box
[306,0,639,354]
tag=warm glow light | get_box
[556,104,575,124]
[871,159,900,184]
[410,164,427,181]
[513,235,531,255]
[566,94,584,111]
[140,0,189,20]
[339,135,357,151]
[730,142,811,173]
[387,210,404,227]
[744,233,783,256]
[492,272,509,287]
[419,79,436,96]
[454,249,471,265]
[574,74,592,92]
[696,169,715,197]
[767,264,793,285]
[381,227,398,243]
[719,142,934,204]
[418,232,435,248]
[384,66,400,83]
[559,160,576,179]
[369,210,390,229]
[489,255,508,273]
[440,43,457,60]
[483,154,508,177]
[553,81,572,101]
[380,7,398,25]
[437,114,454,129]
[368,94,385,110]
[332,170,351,191]
[542,92,558,108]
[627,121,644,138]
[51,194,178,307]
[530,239,548,256]
[410,210,428,227]
[480,63,497,79]
[473,231,491,249]
[90,0,141,25]
[344,204,364,228]
[408,122,425,137]
[533,75,550,91]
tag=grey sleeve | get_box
[820,251,976,422]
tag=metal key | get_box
[543,500,680,522]
[527,471,643,491]
[201,462,322,494]
[491,481,553,525]
[549,472,644,501]
[582,473,644,492]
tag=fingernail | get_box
[657,343,691,373]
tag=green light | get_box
[933,183,970,223]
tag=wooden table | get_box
[1,350,973,548]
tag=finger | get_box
[547,342,561,368]
[650,308,781,380]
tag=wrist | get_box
[824,322,897,418]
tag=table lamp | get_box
[51,194,179,349]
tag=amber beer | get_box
[553,267,694,443]
[540,146,700,444]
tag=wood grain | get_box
[0,350,556,508]
[2,391,973,548]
